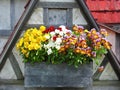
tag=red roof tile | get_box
[86,0,120,24]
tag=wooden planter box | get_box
[24,62,93,88]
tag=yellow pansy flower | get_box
[39,25,46,32]
[84,29,89,33]
[21,48,27,55]
[44,34,50,39]
[24,42,29,49]
[18,38,24,47]
[16,43,20,50]
[41,36,47,42]
[23,37,29,42]
[28,44,34,50]
[34,43,40,50]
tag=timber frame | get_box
[0,0,120,80]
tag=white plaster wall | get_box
[100,63,118,80]
[28,8,44,24]
[0,59,17,79]
[73,8,87,25]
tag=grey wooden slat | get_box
[24,24,90,30]
[9,52,24,80]
[93,56,109,80]
[44,8,73,26]
[116,34,120,64]
[0,30,12,36]
[48,8,67,25]
[67,8,73,27]
[43,8,49,25]
[0,79,23,85]
[0,0,39,71]
[38,2,79,8]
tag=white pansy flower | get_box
[59,25,66,30]
[48,41,55,48]
[55,29,60,34]
[62,29,68,34]
[43,44,47,49]
[50,32,55,36]
[44,44,50,49]
[47,48,52,55]
[59,31,64,36]
[55,38,62,44]
[55,45,60,50]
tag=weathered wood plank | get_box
[37,2,79,8]
[1,79,120,90]
[43,8,49,25]
[48,8,67,25]
[116,34,120,64]
[9,52,24,80]
[43,8,73,26]
[67,8,73,27]
[25,62,93,88]
[24,24,90,31]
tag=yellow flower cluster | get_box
[16,26,49,57]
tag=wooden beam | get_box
[37,2,79,8]
[24,24,90,29]
[116,34,120,64]
[0,0,39,71]
[9,52,24,80]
